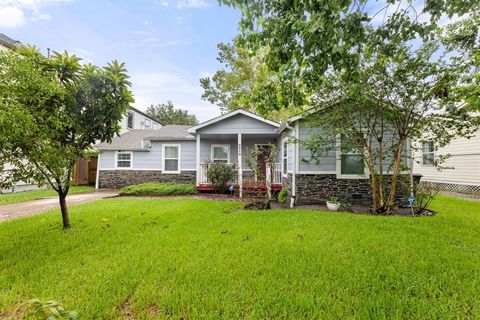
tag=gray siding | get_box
[197,114,277,134]
[99,140,196,171]
[298,121,336,172]
[99,151,115,169]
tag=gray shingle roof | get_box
[95,125,194,150]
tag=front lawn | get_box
[0,186,95,205]
[0,195,479,318]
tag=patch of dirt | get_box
[118,294,135,319]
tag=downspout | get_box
[285,121,296,207]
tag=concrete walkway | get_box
[0,190,118,222]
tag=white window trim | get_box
[211,144,231,164]
[115,151,133,169]
[421,140,435,167]
[282,139,288,177]
[336,135,368,179]
[127,112,134,130]
[163,144,181,174]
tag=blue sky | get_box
[0,0,241,121]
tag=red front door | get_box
[256,145,271,182]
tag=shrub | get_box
[413,182,439,215]
[120,182,198,196]
[206,163,236,192]
[278,188,288,204]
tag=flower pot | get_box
[326,201,341,211]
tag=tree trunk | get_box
[386,139,406,208]
[59,193,70,229]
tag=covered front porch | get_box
[186,109,284,197]
[194,133,283,195]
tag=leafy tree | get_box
[0,47,133,229]
[219,0,479,212]
[145,101,198,125]
[200,43,300,121]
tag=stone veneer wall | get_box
[98,170,196,189]
[295,174,413,205]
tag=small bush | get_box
[278,188,288,204]
[206,163,236,193]
[120,182,198,196]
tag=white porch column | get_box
[196,133,201,186]
[238,133,243,198]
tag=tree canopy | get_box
[146,101,198,125]
[217,0,479,212]
[0,47,133,228]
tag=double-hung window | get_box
[282,140,288,176]
[211,145,230,164]
[163,144,180,173]
[340,135,364,175]
[127,112,134,129]
[116,152,132,168]
[422,141,435,166]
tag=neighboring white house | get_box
[119,106,162,133]
[95,109,413,205]
[0,33,20,51]
[413,132,480,192]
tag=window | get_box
[127,112,134,129]
[211,145,230,163]
[340,136,364,175]
[422,141,435,166]
[282,140,288,176]
[116,152,132,168]
[163,144,180,173]
[144,119,151,129]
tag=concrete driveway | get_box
[0,190,118,222]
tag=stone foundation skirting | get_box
[295,174,415,205]
[98,170,196,189]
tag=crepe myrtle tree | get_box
[300,35,478,213]
[219,0,479,213]
[0,47,133,229]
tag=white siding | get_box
[119,108,162,133]
[413,132,480,186]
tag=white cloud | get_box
[0,0,72,27]
[176,0,210,9]
[157,0,169,6]
[143,37,160,43]
[70,48,94,63]
[130,70,221,121]
[0,6,25,27]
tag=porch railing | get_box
[266,163,282,185]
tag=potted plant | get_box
[326,196,341,211]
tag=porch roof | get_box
[187,109,280,135]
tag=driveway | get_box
[0,190,118,222]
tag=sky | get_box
[0,0,241,121]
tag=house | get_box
[95,109,412,205]
[120,106,162,133]
[0,33,21,51]
[413,132,480,193]
[72,106,162,186]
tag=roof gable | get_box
[187,109,279,134]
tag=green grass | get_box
[0,195,479,319]
[0,186,95,205]
[120,182,198,196]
